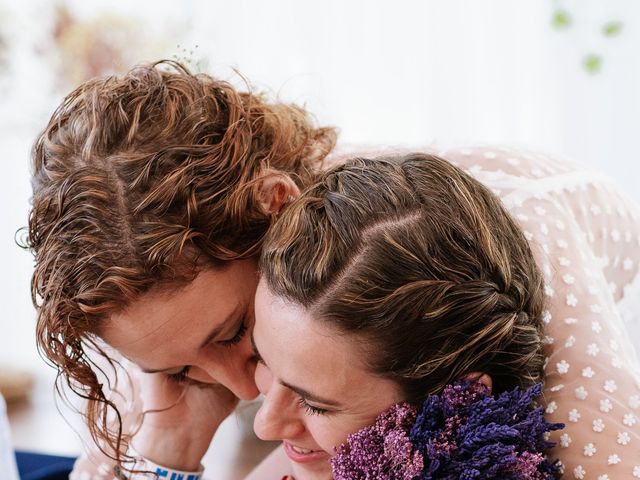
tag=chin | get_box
[291,460,333,480]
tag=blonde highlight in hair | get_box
[261,154,546,402]
[26,59,335,461]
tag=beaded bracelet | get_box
[114,448,204,480]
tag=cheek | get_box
[185,365,215,384]
[305,415,363,455]
[309,385,403,455]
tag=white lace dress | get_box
[441,145,640,480]
[71,145,640,479]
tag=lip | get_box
[282,441,330,464]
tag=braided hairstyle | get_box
[261,153,545,401]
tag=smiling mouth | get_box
[291,445,315,454]
[283,441,330,463]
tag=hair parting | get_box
[261,154,546,403]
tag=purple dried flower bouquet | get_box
[331,381,564,480]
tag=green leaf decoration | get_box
[602,21,623,37]
[583,54,602,74]
[552,9,572,29]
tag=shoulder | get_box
[327,143,580,179]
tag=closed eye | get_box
[167,366,190,383]
[219,315,248,347]
[297,396,329,416]
[251,332,334,415]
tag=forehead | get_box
[253,281,372,394]
[101,260,257,363]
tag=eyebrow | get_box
[250,332,342,408]
[139,304,243,374]
[140,366,178,374]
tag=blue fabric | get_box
[15,450,76,480]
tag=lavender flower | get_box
[332,403,424,480]
[331,381,564,480]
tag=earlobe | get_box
[464,372,492,392]
[257,171,300,215]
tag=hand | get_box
[131,372,238,471]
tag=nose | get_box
[190,339,260,400]
[253,363,305,441]
[217,358,260,401]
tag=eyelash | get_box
[168,366,190,383]
[220,316,248,348]
[166,315,249,382]
[252,336,329,416]
[297,397,328,416]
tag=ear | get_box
[257,171,300,215]
[464,372,492,392]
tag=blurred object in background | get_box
[40,3,172,90]
[0,367,34,404]
[0,10,8,73]
[0,4,12,98]
[551,4,624,74]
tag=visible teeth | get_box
[291,445,314,454]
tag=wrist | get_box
[118,447,204,480]
[131,424,216,471]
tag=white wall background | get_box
[1,0,639,374]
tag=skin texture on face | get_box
[253,280,403,480]
[101,259,260,400]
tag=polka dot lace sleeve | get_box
[443,146,640,479]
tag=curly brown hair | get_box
[261,154,546,402]
[26,60,335,460]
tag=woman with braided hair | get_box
[250,150,640,479]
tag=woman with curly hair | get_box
[27,59,335,478]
